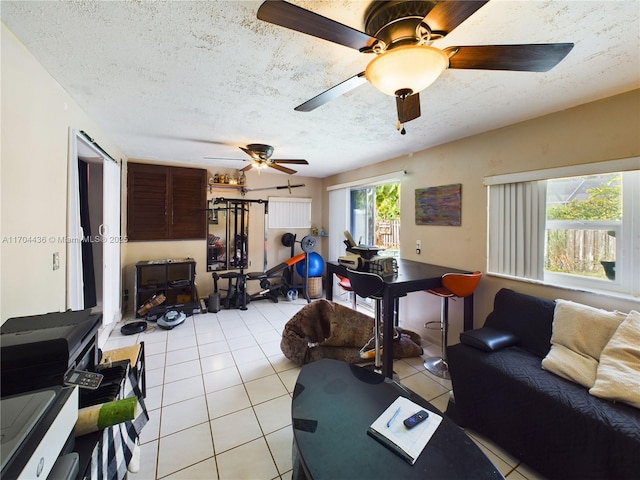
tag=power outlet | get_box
[53,252,60,270]
[416,240,421,255]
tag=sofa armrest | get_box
[459,327,518,352]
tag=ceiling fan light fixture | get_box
[365,45,449,97]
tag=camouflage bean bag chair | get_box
[280,298,423,365]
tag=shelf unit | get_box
[135,259,197,317]
[207,182,246,194]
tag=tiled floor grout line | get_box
[235,307,293,478]
[188,305,295,479]
[196,316,219,480]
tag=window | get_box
[545,173,621,283]
[327,171,405,262]
[486,159,639,296]
[127,163,206,241]
[350,187,375,247]
[350,183,400,257]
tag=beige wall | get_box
[1,24,126,323]
[323,89,640,345]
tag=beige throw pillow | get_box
[541,299,626,388]
[590,310,640,408]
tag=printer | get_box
[337,230,394,274]
[1,309,102,480]
[1,309,102,397]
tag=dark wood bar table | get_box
[325,259,474,378]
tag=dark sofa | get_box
[446,288,640,480]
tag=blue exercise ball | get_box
[296,252,324,278]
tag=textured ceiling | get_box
[2,1,639,178]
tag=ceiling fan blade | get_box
[257,0,377,51]
[423,1,489,36]
[240,164,254,172]
[396,93,421,124]
[269,163,297,175]
[295,72,367,112]
[273,159,309,165]
[239,146,260,159]
[447,44,574,72]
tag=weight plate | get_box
[300,235,317,253]
[281,232,296,247]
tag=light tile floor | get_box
[104,296,544,480]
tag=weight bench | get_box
[246,253,306,303]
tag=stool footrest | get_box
[424,357,450,379]
[424,321,443,330]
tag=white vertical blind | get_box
[268,197,311,229]
[488,180,546,280]
[328,188,349,262]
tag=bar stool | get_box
[346,269,384,372]
[336,274,357,310]
[424,271,482,379]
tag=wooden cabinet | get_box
[135,259,197,317]
[127,163,206,241]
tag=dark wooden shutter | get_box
[170,167,206,239]
[127,163,206,240]
[127,163,169,241]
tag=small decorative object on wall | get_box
[415,183,462,226]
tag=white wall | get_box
[1,24,126,323]
[322,89,640,346]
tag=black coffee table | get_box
[292,359,504,480]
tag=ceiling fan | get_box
[257,0,574,132]
[206,143,309,174]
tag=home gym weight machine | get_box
[207,197,317,310]
[208,197,261,311]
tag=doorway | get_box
[68,130,121,340]
[350,182,401,256]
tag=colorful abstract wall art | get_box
[415,183,462,226]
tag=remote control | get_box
[403,410,429,429]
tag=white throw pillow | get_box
[590,310,640,408]
[541,299,626,387]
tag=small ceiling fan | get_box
[206,143,309,174]
[257,0,574,131]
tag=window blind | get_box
[488,180,546,280]
[268,197,311,229]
